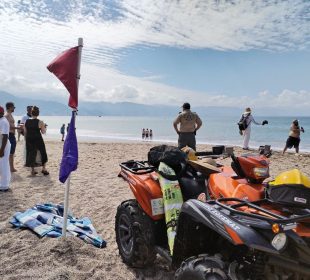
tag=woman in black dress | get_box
[24,106,49,176]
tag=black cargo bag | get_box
[267,184,310,208]
[148,145,187,173]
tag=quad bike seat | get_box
[178,165,207,201]
[230,154,269,184]
[231,154,246,179]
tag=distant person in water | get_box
[60,124,65,141]
[282,119,305,155]
[149,129,153,140]
[142,128,145,140]
[145,128,149,140]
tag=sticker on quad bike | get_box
[151,198,164,216]
[158,162,184,255]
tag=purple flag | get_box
[59,111,78,183]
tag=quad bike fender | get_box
[208,172,264,201]
[119,169,164,220]
[178,199,279,254]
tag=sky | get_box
[0,0,309,114]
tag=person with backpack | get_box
[238,107,268,150]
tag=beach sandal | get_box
[31,171,38,176]
[41,170,49,176]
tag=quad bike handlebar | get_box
[119,160,156,175]
[120,159,190,177]
[213,197,310,225]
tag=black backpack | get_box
[148,145,187,173]
[238,115,250,131]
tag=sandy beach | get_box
[0,140,309,280]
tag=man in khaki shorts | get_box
[173,103,202,151]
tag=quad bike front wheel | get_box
[115,199,156,268]
[175,254,229,280]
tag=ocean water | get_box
[16,115,310,152]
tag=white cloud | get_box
[0,0,309,113]
[1,63,309,112]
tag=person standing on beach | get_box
[20,105,33,165]
[5,102,18,172]
[239,107,267,150]
[17,120,22,141]
[173,102,202,151]
[282,119,304,155]
[60,124,65,141]
[142,128,145,140]
[21,105,33,127]
[24,106,49,176]
[0,106,11,191]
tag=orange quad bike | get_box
[115,153,310,280]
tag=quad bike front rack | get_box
[212,198,310,225]
[119,160,156,175]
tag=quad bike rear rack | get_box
[119,160,156,175]
[212,198,310,225]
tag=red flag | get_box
[47,46,79,109]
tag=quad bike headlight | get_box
[271,233,287,251]
[253,167,269,178]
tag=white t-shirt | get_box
[0,117,10,149]
[21,114,31,124]
[0,117,9,135]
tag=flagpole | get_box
[62,38,83,238]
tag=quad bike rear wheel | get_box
[175,254,228,280]
[115,199,156,268]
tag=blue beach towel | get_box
[10,203,106,248]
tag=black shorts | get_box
[9,133,16,154]
[178,132,196,151]
[286,136,300,149]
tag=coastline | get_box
[43,135,310,154]
[14,115,310,153]
[0,140,309,280]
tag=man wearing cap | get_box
[0,106,11,191]
[240,107,266,150]
[173,102,202,151]
[21,105,33,126]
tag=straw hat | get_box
[244,107,251,114]
[181,146,198,161]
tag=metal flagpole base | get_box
[62,175,71,238]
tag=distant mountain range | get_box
[0,90,241,117]
[0,91,308,117]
